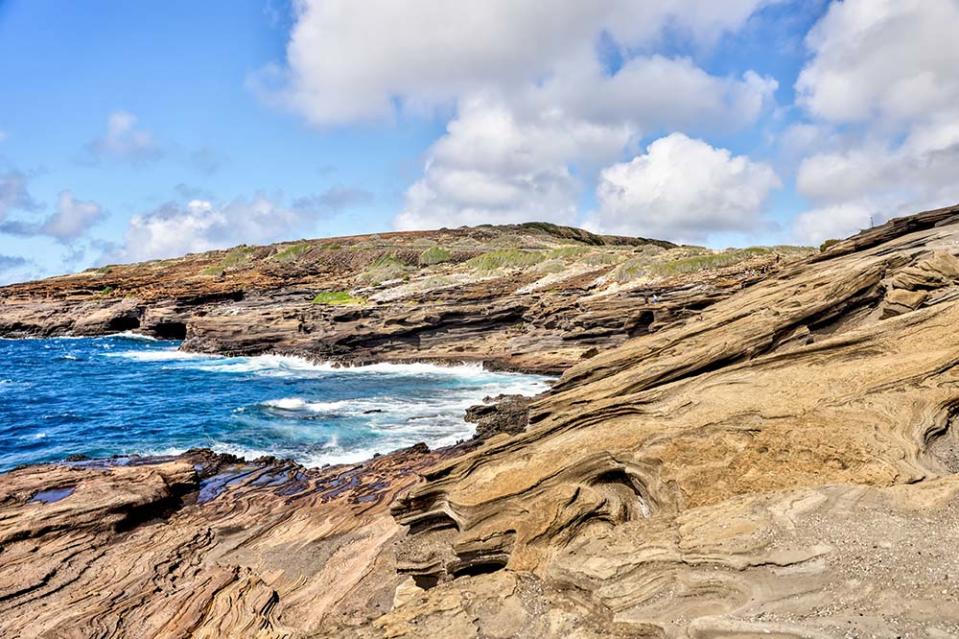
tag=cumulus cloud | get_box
[113,187,371,263]
[796,0,959,125]
[40,191,106,240]
[269,0,776,125]
[395,58,777,231]
[587,133,781,243]
[0,183,105,242]
[395,96,629,230]
[87,111,161,164]
[264,1,779,236]
[791,0,959,243]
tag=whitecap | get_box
[113,331,160,342]
[105,349,218,362]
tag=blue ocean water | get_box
[0,335,551,472]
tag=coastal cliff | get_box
[3,206,959,638]
[0,223,801,374]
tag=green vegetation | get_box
[203,246,255,276]
[360,254,410,284]
[273,243,311,261]
[466,249,546,272]
[650,250,756,276]
[820,238,840,252]
[311,291,366,305]
[547,245,590,259]
[95,285,114,296]
[418,246,452,266]
[221,246,255,268]
[610,258,651,283]
[535,259,567,274]
[583,251,623,266]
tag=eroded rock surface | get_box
[3,206,959,637]
[0,223,802,374]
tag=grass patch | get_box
[584,251,623,266]
[610,258,652,283]
[466,249,545,272]
[311,291,366,305]
[273,243,311,261]
[221,246,255,268]
[535,259,567,274]
[418,246,452,266]
[820,238,840,252]
[95,285,114,297]
[650,250,758,276]
[201,246,256,276]
[547,245,591,259]
[360,254,410,284]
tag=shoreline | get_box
[1,334,551,475]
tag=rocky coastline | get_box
[3,208,959,637]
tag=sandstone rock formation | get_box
[0,223,802,373]
[2,206,959,638]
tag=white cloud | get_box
[114,189,367,262]
[796,0,959,125]
[791,0,959,244]
[0,170,38,220]
[268,1,779,236]
[792,203,874,246]
[395,96,630,230]
[0,130,8,142]
[395,57,777,231]
[40,191,106,240]
[267,0,776,125]
[89,111,161,163]
[587,133,780,243]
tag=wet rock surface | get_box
[4,208,959,637]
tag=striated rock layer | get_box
[0,223,801,374]
[3,206,959,637]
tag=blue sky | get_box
[1,0,958,283]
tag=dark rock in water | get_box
[64,454,89,462]
[363,409,385,414]
[6,208,959,636]
[466,394,533,440]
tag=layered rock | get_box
[0,223,800,374]
[3,206,959,637]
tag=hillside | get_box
[0,222,807,373]
[3,205,959,637]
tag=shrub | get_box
[820,238,840,252]
[311,291,366,305]
[418,246,452,266]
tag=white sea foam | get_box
[186,354,521,380]
[114,331,160,342]
[106,349,218,362]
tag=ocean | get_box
[0,335,551,472]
